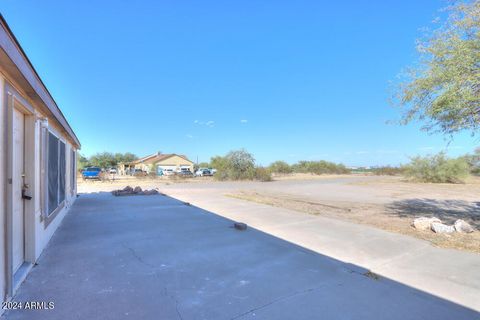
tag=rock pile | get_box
[412,217,475,234]
[112,186,160,196]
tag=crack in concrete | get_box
[122,243,156,269]
[229,284,330,319]
[175,298,184,320]
[163,286,184,320]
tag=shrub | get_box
[211,149,272,181]
[211,149,255,181]
[269,161,292,174]
[291,160,349,175]
[402,153,470,183]
[463,148,480,176]
[370,166,404,176]
[255,167,273,181]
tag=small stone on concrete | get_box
[431,222,455,234]
[234,222,247,231]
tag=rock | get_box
[123,186,133,192]
[412,217,442,231]
[431,222,455,234]
[112,190,131,196]
[234,222,247,231]
[454,220,475,233]
[112,186,159,196]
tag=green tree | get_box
[225,149,255,179]
[394,1,480,135]
[210,149,271,181]
[291,160,349,174]
[198,162,210,168]
[115,152,137,164]
[464,147,480,174]
[89,152,116,169]
[403,152,470,183]
[269,161,292,174]
[194,161,210,172]
[77,153,89,170]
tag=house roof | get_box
[132,153,194,165]
[0,14,80,147]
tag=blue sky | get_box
[1,1,477,166]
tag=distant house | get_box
[127,152,194,174]
[0,15,80,302]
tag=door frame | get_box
[5,83,36,297]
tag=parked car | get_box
[82,167,102,180]
[162,168,175,176]
[108,168,117,174]
[177,170,193,177]
[195,169,212,177]
[133,168,147,176]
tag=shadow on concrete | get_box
[387,198,480,228]
[4,192,479,320]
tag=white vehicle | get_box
[109,168,117,174]
[163,168,175,176]
[195,168,212,176]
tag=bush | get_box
[370,166,404,176]
[255,167,273,181]
[402,153,470,183]
[211,149,272,181]
[211,149,255,181]
[269,161,292,174]
[463,148,480,176]
[291,160,349,175]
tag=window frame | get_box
[70,149,76,194]
[42,128,67,227]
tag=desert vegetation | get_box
[268,160,349,175]
[403,153,471,184]
[77,152,138,170]
[210,149,272,181]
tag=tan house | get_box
[0,15,80,303]
[129,152,194,174]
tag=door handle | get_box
[22,189,32,200]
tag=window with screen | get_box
[47,132,66,215]
[71,149,76,193]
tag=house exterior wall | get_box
[134,155,194,173]
[156,155,194,172]
[0,72,7,304]
[0,71,78,303]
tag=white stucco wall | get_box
[0,73,78,301]
[0,74,7,302]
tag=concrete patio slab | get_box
[162,186,480,312]
[3,193,479,320]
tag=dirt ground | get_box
[77,174,480,253]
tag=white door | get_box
[12,108,25,273]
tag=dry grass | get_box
[272,173,358,181]
[227,191,480,253]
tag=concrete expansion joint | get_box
[370,244,429,271]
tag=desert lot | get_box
[74,174,480,312]
[78,174,480,253]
